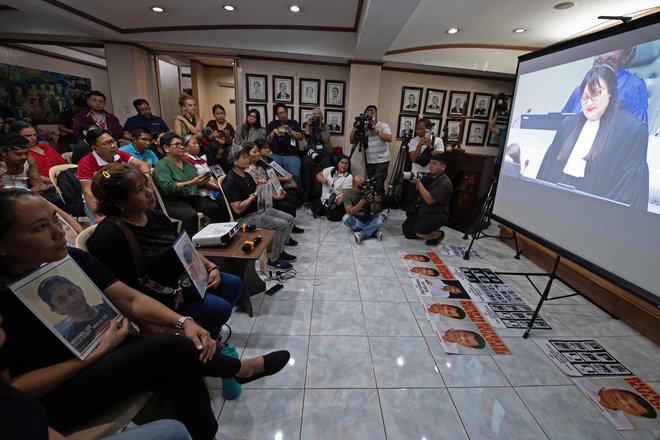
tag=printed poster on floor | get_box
[574,376,660,431]
[399,251,455,279]
[537,339,632,377]
[476,302,551,329]
[436,244,481,258]
[421,297,488,324]
[7,256,122,360]
[449,266,525,304]
[429,313,511,355]
[411,278,470,300]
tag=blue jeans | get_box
[176,272,242,338]
[104,420,190,440]
[271,154,302,187]
[343,212,388,239]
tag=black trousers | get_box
[366,161,390,195]
[311,198,346,221]
[402,212,446,239]
[41,334,241,440]
[165,195,228,236]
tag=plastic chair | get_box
[61,151,73,164]
[49,164,78,200]
[217,175,235,222]
[74,224,98,252]
[151,183,207,233]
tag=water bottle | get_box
[220,343,241,400]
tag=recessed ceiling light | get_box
[223,5,235,11]
[447,28,459,34]
[553,2,575,10]
[151,6,164,12]
[513,28,527,33]
[290,5,301,12]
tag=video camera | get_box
[322,192,337,208]
[400,128,414,143]
[353,111,373,133]
[359,177,377,203]
[310,116,321,129]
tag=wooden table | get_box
[197,229,274,317]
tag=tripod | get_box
[386,135,412,208]
[348,130,370,178]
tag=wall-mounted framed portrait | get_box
[325,109,345,135]
[246,73,267,102]
[272,75,294,103]
[325,80,345,107]
[299,78,320,106]
[465,120,488,146]
[246,103,267,124]
[300,107,315,129]
[400,86,423,114]
[448,91,471,116]
[445,119,462,144]
[471,93,492,118]
[397,114,417,139]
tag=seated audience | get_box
[402,155,452,245]
[257,140,299,198]
[181,134,222,199]
[0,188,290,440]
[88,163,242,339]
[153,132,226,235]
[205,139,230,177]
[246,140,303,236]
[173,93,203,137]
[266,103,304,186]
[71,122,99,164]
[122,98,169,140]
[72,91,123,140]
[12,120,66,185]
[222,147,296,269]
[312,155,352,221]
[206,104,234,147]
[234,108,267,148]
[343,175,388,244]
[119,127,160,167]
[77,129,150,224]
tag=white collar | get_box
[92,151,119,166]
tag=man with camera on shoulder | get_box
[301,107,333,202]
[402,154,452,246]
[349,105,392,195]
[343,175,388,244]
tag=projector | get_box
[192,222,239,247]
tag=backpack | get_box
[56,168,86,217]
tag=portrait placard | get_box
[173,233,208,299]
[8,256,122,360]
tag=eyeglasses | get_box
[169,142,185,148]
[100,139,117,147]
[580,89,604,105]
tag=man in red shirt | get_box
[77,129,150,223]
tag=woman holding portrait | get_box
[537,65,649,209]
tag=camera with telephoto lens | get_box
[353,111,373,132]
[493,92,508,113]
[401,128,414,142]
[306,148,321,163]
[401,171,428,181]
[310,117,321,129]
[359,177,377,203]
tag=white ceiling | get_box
[0,0,657,75]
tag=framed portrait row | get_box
[245,104,344,135]
[245,73,346,108]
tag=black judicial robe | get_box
[536,110,649,209]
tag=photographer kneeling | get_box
[343,175,388,244]
[311,155,352,221]
[402,154,452,246]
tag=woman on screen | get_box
[0,188,290,439]
[536,65,649,209]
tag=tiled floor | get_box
[214,209,660,439]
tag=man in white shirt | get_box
[349,105,392,195]
[408,119,444,175]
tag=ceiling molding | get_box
[239,54,348,68]
[381,66,514,82]
[0,37,103,48]
[0,43,107,70]
[100,40,152,53]
[60,45,105,59]
[41,0,364,35]
[348,60,385,66]
[386,43,540,56]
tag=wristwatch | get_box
[175,315,194,331]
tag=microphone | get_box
[242,235,262,253]
[512,108,532,128]
[241,223,256,232]
[522,158,529,176]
